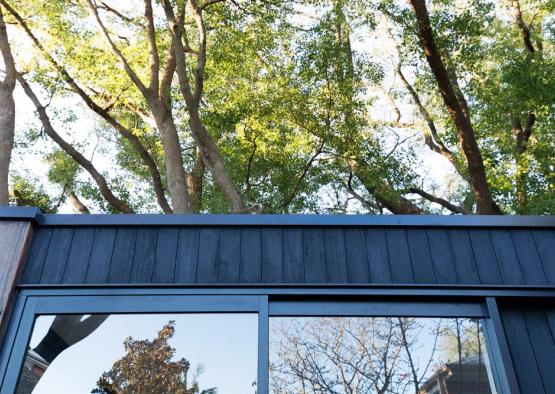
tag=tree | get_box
[92,321,207,394]
[0,4,16,205]
[0,0,552,214]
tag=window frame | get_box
[0,288,518,394]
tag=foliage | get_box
[2,0,554,214]
[92,321,201,394]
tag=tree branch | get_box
[408,0,500,214]
[407,187,467,214]
[512,0,535,53]
[18,74,134,213]
[143,0,160,94]
[281,138,325,209]
[2,0,173,213]
[82,0,149,96]
[0,5,16,89]
[67,190,91,214]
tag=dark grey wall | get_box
[20,225,555,286]
[500,302,555,394]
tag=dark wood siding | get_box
[501,304,555,394]
[20,225,555,286]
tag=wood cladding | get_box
[0,221,33,343]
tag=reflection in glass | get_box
[16,314,257,394]
[270,317,497,394]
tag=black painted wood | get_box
[365,229,390,283]
[19,223,555,287]
[523,310,555,391]
[344,229,369,284]
[282,229,304,283]
[40,228,73,284]
[20,228,52,284]
[240,228,261,283]
[152,228,179,283]
[261,228,283,283]
[468,230,503,284]
[129,228,157,283]
[218,228,241,283]
[303,228,326,283]
[490,230,525,285]
[85,228,116,284]
[196,228,220,283]
[448,230,481,283]
[532,230,555,284]
[62,228,95,284]
[108,228,137,284]
[502,309,546,394]
[406,229,435,284]
[386,229,413,283]
[426,229,458,284]
[511,230,548,285]
[174,228,199,283]
[323,228,348,283]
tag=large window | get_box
[17,314,257,394]
[269,317,496,394]
[0,292,513,394]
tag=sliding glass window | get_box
[0,293,509,394]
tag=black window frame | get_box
[0,288,519,394]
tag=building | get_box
[0,207,554,393]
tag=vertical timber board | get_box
[0,221,33,345]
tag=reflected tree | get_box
[269,317,491,394]
[92,321,213,394]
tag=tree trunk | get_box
[188,109,247,212]
[149,100,192,213]
[0,6,16,205]
[0,84,14,205]
[186,145,204,213]
[409,0,501,214]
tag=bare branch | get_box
[407,187,467,214]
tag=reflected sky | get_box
[25,313,258,394]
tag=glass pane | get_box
[17,313,258,394]
[270,317,497,394]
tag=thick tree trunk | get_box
[0,7,16,205]
[149,100,192,213]
[409,0,501,214]
[188,105,247,213]
[0,85,14,205]
[186,145,204,213]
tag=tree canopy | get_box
[0,0,553,214]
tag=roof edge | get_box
[0,206,41,222]
[32,213,555,228]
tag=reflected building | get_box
[420,355,493,394]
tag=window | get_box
[269,317,496,394]
[0,291,513,394]
[17,313,257,394]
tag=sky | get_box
[26,313,258,394]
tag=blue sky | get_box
[28,313,258,394]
